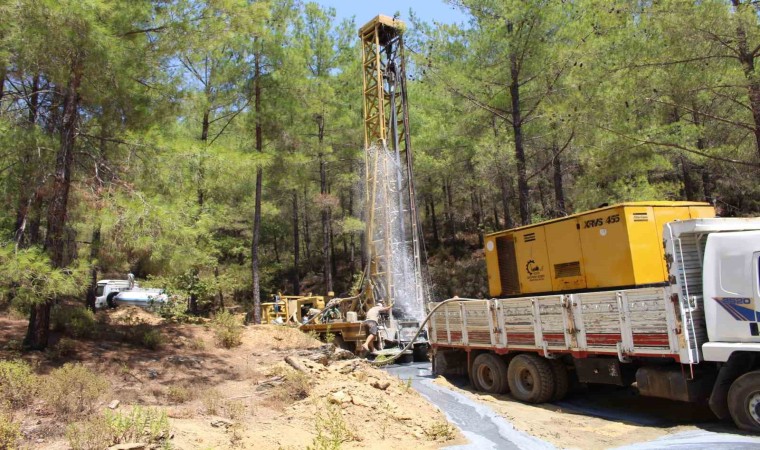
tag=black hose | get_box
[370,297,468,366]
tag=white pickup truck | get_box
[95,274,167,309]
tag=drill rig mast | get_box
[298,16,428,355]
[359,15,426,317]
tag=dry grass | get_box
[248,325,322,351]
[425,421,457,441]
[0,412,20,450]
[0,360,37,409]
[224,400,246,421]
[41,363,110,417]
[167,384,194,404]
[201,388,223,415]
[267,369,312,408]
[189,337,207,350]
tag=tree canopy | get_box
[1,0,759,347]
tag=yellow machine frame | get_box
[260,293,327,325]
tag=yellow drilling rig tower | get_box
[267,15,429,359]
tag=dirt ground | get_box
[432,375,719,450]
[0,307,462,449]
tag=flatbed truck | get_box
[429,202,760,431]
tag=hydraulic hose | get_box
[370,297,468,366]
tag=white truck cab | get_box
[94,275,135,309]
[703,227,760,360]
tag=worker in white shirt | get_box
[361,301,392,353]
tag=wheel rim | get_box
[748,391,760,425]
[516,367,535,393]
[478,365,495,390]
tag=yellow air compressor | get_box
[484,202,715,297]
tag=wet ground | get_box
[384,362,760,450]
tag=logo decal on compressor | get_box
[713,297,757,321]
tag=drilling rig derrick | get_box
[359,15,425,318]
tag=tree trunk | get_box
[317,114,333,293]
[303,188,311,261]
[680,157,698,201]
[429,196,439,246]
[348,189,357,275]
[702,168,713,202]
[500,176,515,229]
[215,266,224,311]
[26,63,82,350]
[29,73,40,125]
[733,0,760,159]
[85,224,101,312]
[509,51,530,225]
[552,146,566,217]
[292,191,300,295]
[250,51,263,325]
[0,64,5,113]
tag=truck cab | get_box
[94,278,133,309]
[703,228,760,346]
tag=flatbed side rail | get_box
[429,288,682,361]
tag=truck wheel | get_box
[727,370,760,432]
[413,345,430,362]
[472,353,509,394]
[106,292,119,309]
[507,353,555,403]
[398,352,414,365]
[548,359,569,401]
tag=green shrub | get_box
[107,406,169,444]
[425,421,456,441]
[141,329,163,350]
[0,360,37,408]
[212,311,242,349]
[66,407,170,450]
[66,415,113,450]
[42,363,109,417]
[307,404,355,450]
[0,413,20,450]
[51,305,97,338]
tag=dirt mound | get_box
[108,306,165,326]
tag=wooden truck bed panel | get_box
[430,286,683,360]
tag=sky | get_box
[310,0,469,27]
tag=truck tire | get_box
[507,353,555,403]
[548,359,569,401]
[106,292,119,309]
[727,370,760,432]
[413,345,430,362]
[469,354,483,391]
[472,353,509,394]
